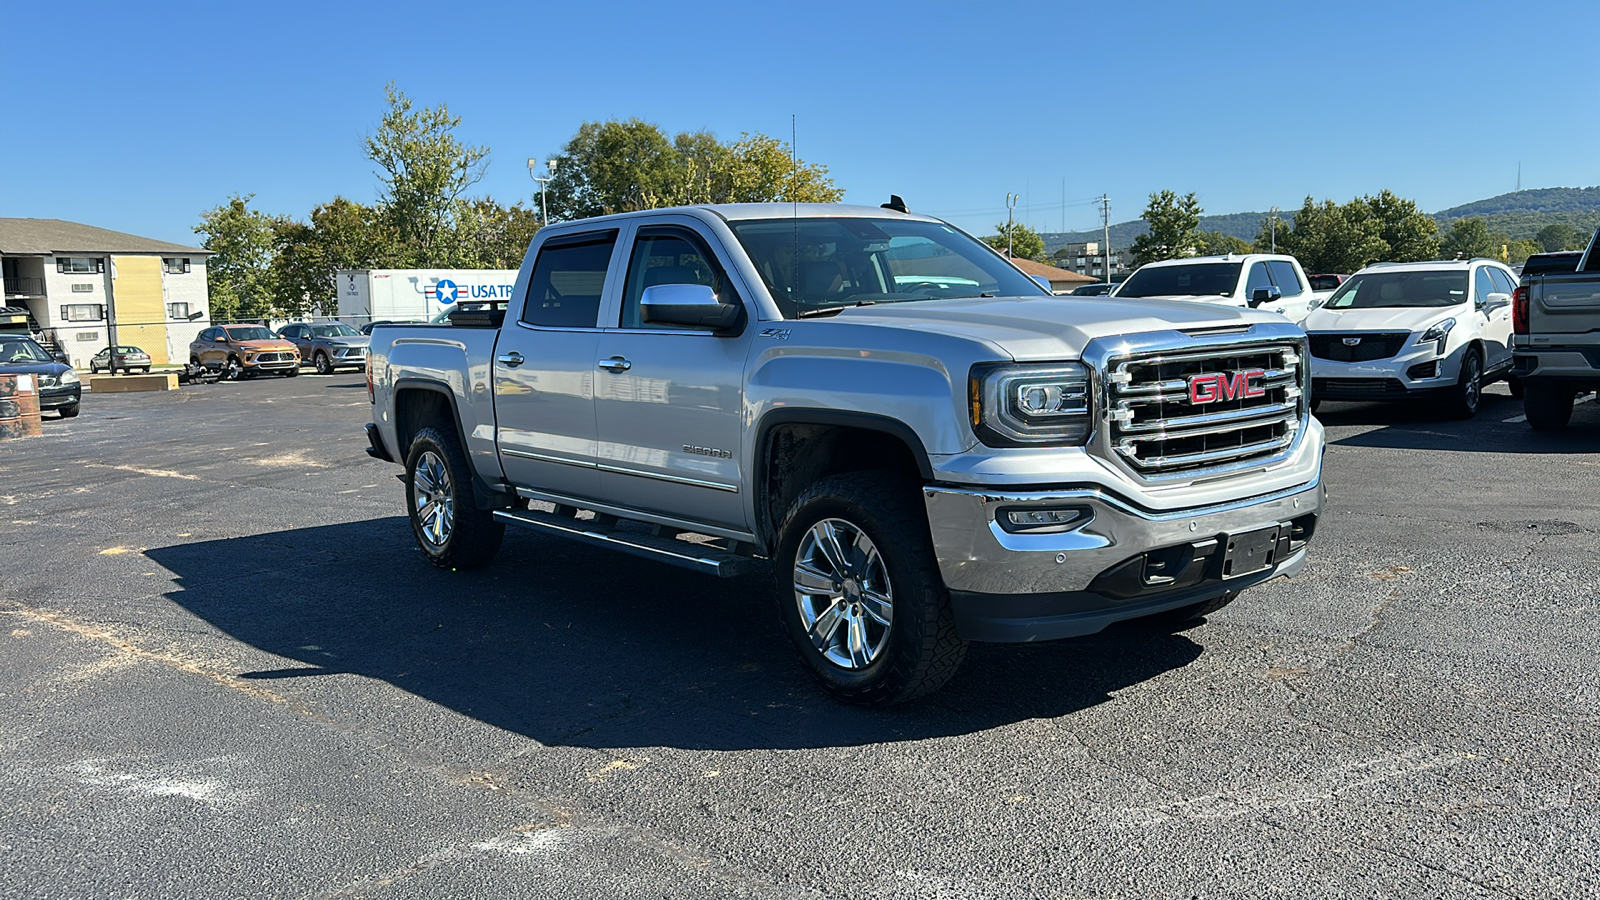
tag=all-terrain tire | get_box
[773,471,967,706]
[404,425,504,569]
[1523,381,1575,431]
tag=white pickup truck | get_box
[365,203,1325,705]
[1112,253,1327,324]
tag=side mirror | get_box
[640,283,742,332]
[1029,275,1053,292]
[1483,291,1510,312]
[53,351,70,364]
[1250,286,1282,308]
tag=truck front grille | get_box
[1106,341,1305,479]
[1308,332,1410,362]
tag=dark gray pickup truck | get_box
[1512,229,1600,428]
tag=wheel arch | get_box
[393,378,501,509]
[753,408,934,551]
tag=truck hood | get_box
[826,295,1289,361]
[1303,305,1458,333]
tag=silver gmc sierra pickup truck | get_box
[364,202,1325,705]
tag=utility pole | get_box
[103,255,119,376]
[1005,193,1020,258]
[1269,206,1281,253]
[1098,195,1111,280]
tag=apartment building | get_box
[1051,241,1127,281]
[0,218,211,367]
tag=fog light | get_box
[998,506,1093,534]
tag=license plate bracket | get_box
[1221,524,1283,579]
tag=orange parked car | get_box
[189,325,300,379]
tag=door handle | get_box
[497,352,524,368]
[598,356,632,372]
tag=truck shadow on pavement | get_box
[1320,393,1600,454]
[145,518,1205,751]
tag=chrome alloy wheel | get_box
[793,518,893,669]
[412,450,454,548]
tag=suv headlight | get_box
[970,362,1093,446]
[1419,318,1455,351]
[60,370,80,384]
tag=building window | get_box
[57,258,103,274]
[60,303,106,322]
[71,283,94,293]
[167,302,190,319]
[163,257,191,274]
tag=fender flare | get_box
[392,378,502,509]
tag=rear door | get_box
[493,230,622,503]
[590,220,753,531]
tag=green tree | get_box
[984,221,1046,261]
[364,82,488,265]
[1504,239,1543,266]
[1196,231,1250,256]
[1260,197,1387,274]
[267,197,394,316]
[1535,223,1584,252]
[447,199,542,268]
[1130,191,1203,265]
[539,119,842,221]
[194,194,284,322]
[1441,217,1505,259]
[1361,189,1439,262]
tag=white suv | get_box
[1303,259,1517,418]
[1111,253,1326,323]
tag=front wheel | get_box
[774,472,967,706]
[284,367,300,377]
[1523,382,1575,431]
[405,426,504,569]
[1446,349,1482,419]
[314,352,333,375]
[225,357,243,380]
[58,403,80,419]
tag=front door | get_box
[592,223,751,531]
[493,230,621,502]
[1482,266,1517,370]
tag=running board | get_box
[492,508,759,578]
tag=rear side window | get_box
[521,231,618,328]
[1267,260,1304,295]
[1487,267,1516,296]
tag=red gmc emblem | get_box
[1188,369,1268,404]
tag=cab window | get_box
[1245,262,1273,297]
[520,231,618,328]
[1267,260,1304,295]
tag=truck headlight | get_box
[970,362,1093,446]
[1419,318,1455,352]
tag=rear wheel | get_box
[1523,381,1575,431]
[405,425,504,569]
[1446,349,1482,419]
[774,472,967,706]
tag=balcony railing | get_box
[4,276,44,296]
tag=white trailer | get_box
[335,269,519,324]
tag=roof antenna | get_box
[881,195,908,213]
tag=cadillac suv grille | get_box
[1308,332,1410,362]
[1106,341,1305,479]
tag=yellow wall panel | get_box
[111,256,169,365]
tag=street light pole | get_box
[1006,192,1020,258]
[528,158,553,226]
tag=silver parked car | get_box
[276,322,370,375]
[89,345,153,373]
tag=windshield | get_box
[1324,271,1467,309]
[0,336,52,363]
[1115,262,1242,298]
[224,326,277,341]
[726,217,1046,318]
[310,323,360,338]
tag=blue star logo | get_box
[435,279,459,302]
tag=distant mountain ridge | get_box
[1040,187,1600,254]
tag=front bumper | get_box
[244,358,299,372]
[924,477,1322,642]
[1309,337,1459,400]
[39,384,82,410]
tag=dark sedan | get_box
[0,334,81,417]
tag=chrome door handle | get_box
[598,356,632,372]
[497,352,524,368]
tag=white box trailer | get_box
[335,269,519,324]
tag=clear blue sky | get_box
[5,0,1597,247]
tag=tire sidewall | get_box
[1454,349,1482,417]
[774,478,944,701]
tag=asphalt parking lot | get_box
[3,374,1598,899]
